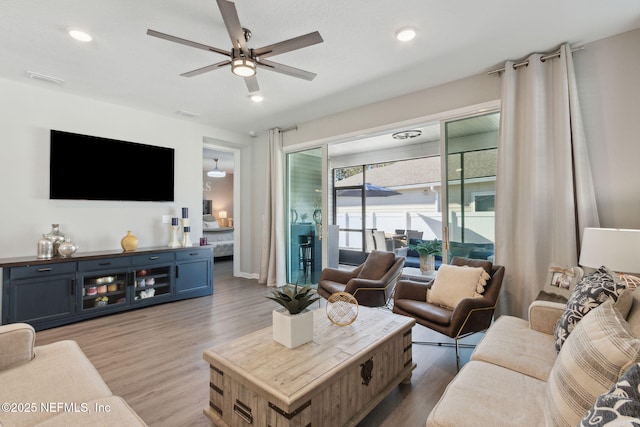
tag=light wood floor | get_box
[36,260,476,427]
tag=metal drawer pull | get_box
[149,256,159,260]
[233,400,253,424]
[37,268,53,272]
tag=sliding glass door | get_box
[444,112,499,262]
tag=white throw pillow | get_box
[546,299,640,427]
[427,264,490,310]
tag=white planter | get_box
[272,308,314,349]
[420,254,436,274]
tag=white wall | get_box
[282,72,501,147]
[574,28,640,229]
[0,78,250,261]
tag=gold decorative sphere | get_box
[326,292,359,326]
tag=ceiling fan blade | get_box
[244,75,260,93]
[257,59,317,81]
[215,0,249,55]
[147,29,230,57]
[253,31,323,59]
[180,60,231,77]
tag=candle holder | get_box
[182,226,193,247]
[168,225,181,248]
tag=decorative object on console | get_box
[267,283,320,348]
[120,230,139,252]
[36,234,53,259]
[326,292,358,326]
[57,237,78,257]
[44,223,67,257]
[168,217,181,248]
[579,227,640,289]
[182,226,193,247]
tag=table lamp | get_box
[579,227,640,289]
[218,210,227,227]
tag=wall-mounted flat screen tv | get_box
[50,130,175,201]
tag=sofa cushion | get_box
[579,362,640,427]
[0,340,113,426]
[358,250,395,280]
[427,264,490,310]
[553,266,626,351]
[427,360,547,427]
[545,300,640,427]
[471,315,558,381]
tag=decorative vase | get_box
[272,308,314,349]
[419,254,436,274]
[44,224,66,257]
[57,237,78,257]
[37,234,54,259]
[121,230,139,252]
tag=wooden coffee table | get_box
[203,306,415,426]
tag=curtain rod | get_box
[281,125,298,132]
[487,46,583,75]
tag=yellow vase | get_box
[121,230,139,252]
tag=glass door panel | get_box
[445,112,499,262]
[286,148,323,285]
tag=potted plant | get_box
[409,239,442,274]
[267,283,320,348]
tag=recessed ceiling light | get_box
[395,27,417,42]
[67,28,92,42]
[392,129,422,140]
[250,94,264,103]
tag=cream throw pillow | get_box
[545,299,640,427]
[427,264,490,309]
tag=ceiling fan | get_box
[147,0,323,94]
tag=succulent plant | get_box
[267,283,320,315]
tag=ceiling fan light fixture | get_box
[392,129,422,140]
[395,27,417,42]
[231,56,256,77]
[207,158,227,178]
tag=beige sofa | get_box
[427,288,640,427]
[0,323,146,427]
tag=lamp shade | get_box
[579,228,640,273]
[218,211,227,219]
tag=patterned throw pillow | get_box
[554,266,626,352]
[546,300,640,427]
[580,362,640,426]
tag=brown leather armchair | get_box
[393,257,505,369]
[318,250,405,307]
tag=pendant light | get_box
[207,158,226,178]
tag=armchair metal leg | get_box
[412,339,477,371]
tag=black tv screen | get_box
[50,130,175,201]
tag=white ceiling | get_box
[2,0,640,139]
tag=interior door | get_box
[286,148,323,285]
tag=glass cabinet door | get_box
[286,148,323,285]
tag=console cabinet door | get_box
[175,248,213,296]
[9,274,75,326]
